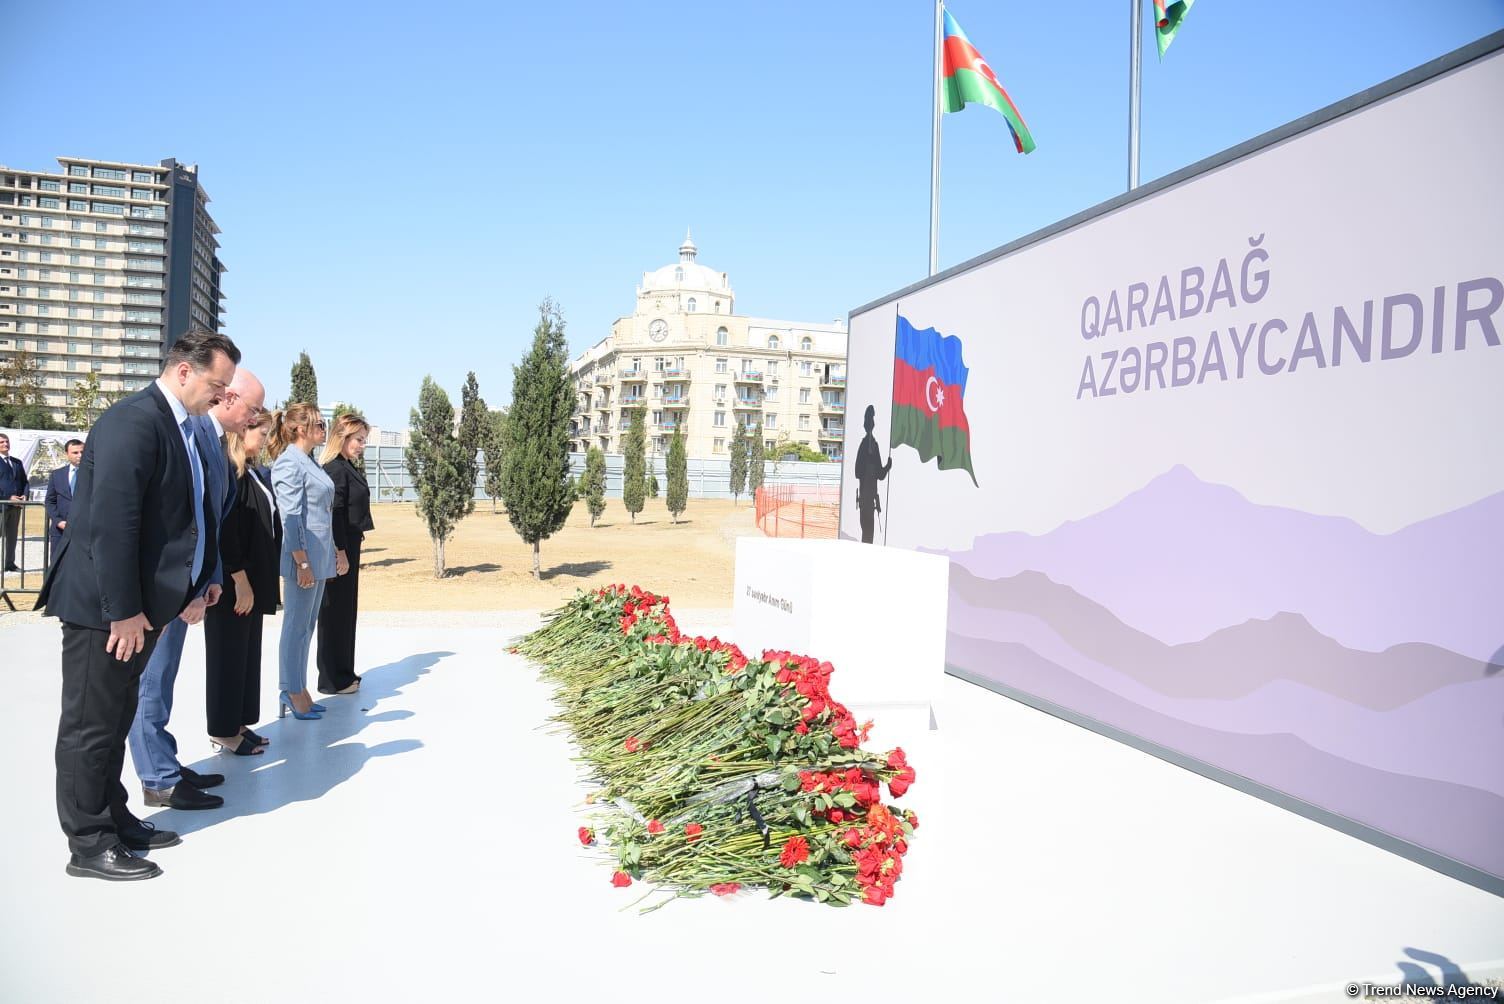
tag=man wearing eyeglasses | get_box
[39,328,240,881]
[127,367,265,813]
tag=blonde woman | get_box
[268,404,336,720]
[205,410,280,754]
[317,413,374,695]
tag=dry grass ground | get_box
[358,497,758,610]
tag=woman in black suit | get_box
[205,411,282,755]
[316,413,374,695]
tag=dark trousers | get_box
[2,504,19,568]
[56,623,159,856]
[316,536,361,692]
[205,604,264,737]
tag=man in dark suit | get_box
[0,432,29,572]
[38,329,240,881]
[128,367,264,809]
[44,438,84,560]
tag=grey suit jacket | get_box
[270,446,337,580]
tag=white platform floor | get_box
[1,609,1500,1004]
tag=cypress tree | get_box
[499,300,577,578]
[584,446,607,527]
[666,420,688,524]
[289,351,319,410]
[406,376,473,577]
[749,421,766,493]
[483,408,508,513]
[622,406,646,523]
[729,422,748,503]
[456,371,486,518]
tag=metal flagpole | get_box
[1128,0,1143,190]
[928,0,944,276]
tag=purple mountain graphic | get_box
[947,465,1504,662]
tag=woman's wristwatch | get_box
[298,561,310,570]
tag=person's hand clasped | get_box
[106,613,153,662]
[297,565,314,590]
[231,572,254,615]
[179,596,208,625]
[204,583,223,608]
[335,550,350,576]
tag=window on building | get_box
[686,297,697,312]
[95,239,107,249]
[130,189,152,200]
[70,218,83,230]
[714,301,721,314]
[713,438,725,454]
[799,414,811,430]
[715,358,727,374]
[716,327,728,345]
[69,166,88,177]
[94,256,106,266]
[95,222,107,232]
[652,411,663,426]
[768,361,779,378]
[132,171,155,183]
[93,168,127,180]
[653,357,665,371]
[674,266,683,282]
[713,411,726,427]
[39,180,61,192]
[92,308,105,319]
[713,384,726,401]
[768,334,780,350]
[800,360,812,376]
[766,413,778,429]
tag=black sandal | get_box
[241,728,269,747]
[211,736,265,756]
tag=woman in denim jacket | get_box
[268,404,338,720]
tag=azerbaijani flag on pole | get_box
[1154,0,1195,59]
[941,9,1035,154]
[891,315,978,486]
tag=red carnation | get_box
[624,736,642,753]
[611,871,632,888]
[709,882,741,896]
[684,823,704,842]
[578,826,594,846]
[646,819,665,835]
[779,835,810,869]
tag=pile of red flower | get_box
[515,584,919,909]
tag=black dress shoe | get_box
[178,765,225,789]
[143,783,224,810]
[66,845,162,881]
[119,819,182,851]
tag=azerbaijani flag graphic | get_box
[891,314,978,486]
[941,10,1036,154]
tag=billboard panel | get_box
[842,42,1504,891]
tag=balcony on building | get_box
[818,424,845,440]
[662,392,689,408]
[619,368,647,382]
[819,398,846,414]
[593,371,611,384]
[820,368,847,388]
[661,367,690,382]
[734,370,763,384]
[732,396,761,410]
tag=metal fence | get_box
[0,501,52,610]
[362,445,843,503]
[754,484,841,539]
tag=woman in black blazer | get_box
[205,411,282,755]
[316,413,374,695]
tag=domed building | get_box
[569,232,848,462]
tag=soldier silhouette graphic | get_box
[853,404,891,544]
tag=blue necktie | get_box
[181,418,206,585]
[69,466,76,494]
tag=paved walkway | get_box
[2,610,1500,1003]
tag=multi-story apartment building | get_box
[0,157,226,424]
[568,234,848,462]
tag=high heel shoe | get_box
[278,691,323,720]
[310,702,327,713]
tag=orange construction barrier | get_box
[754,484,840,539]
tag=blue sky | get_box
[3,0,1500,429]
